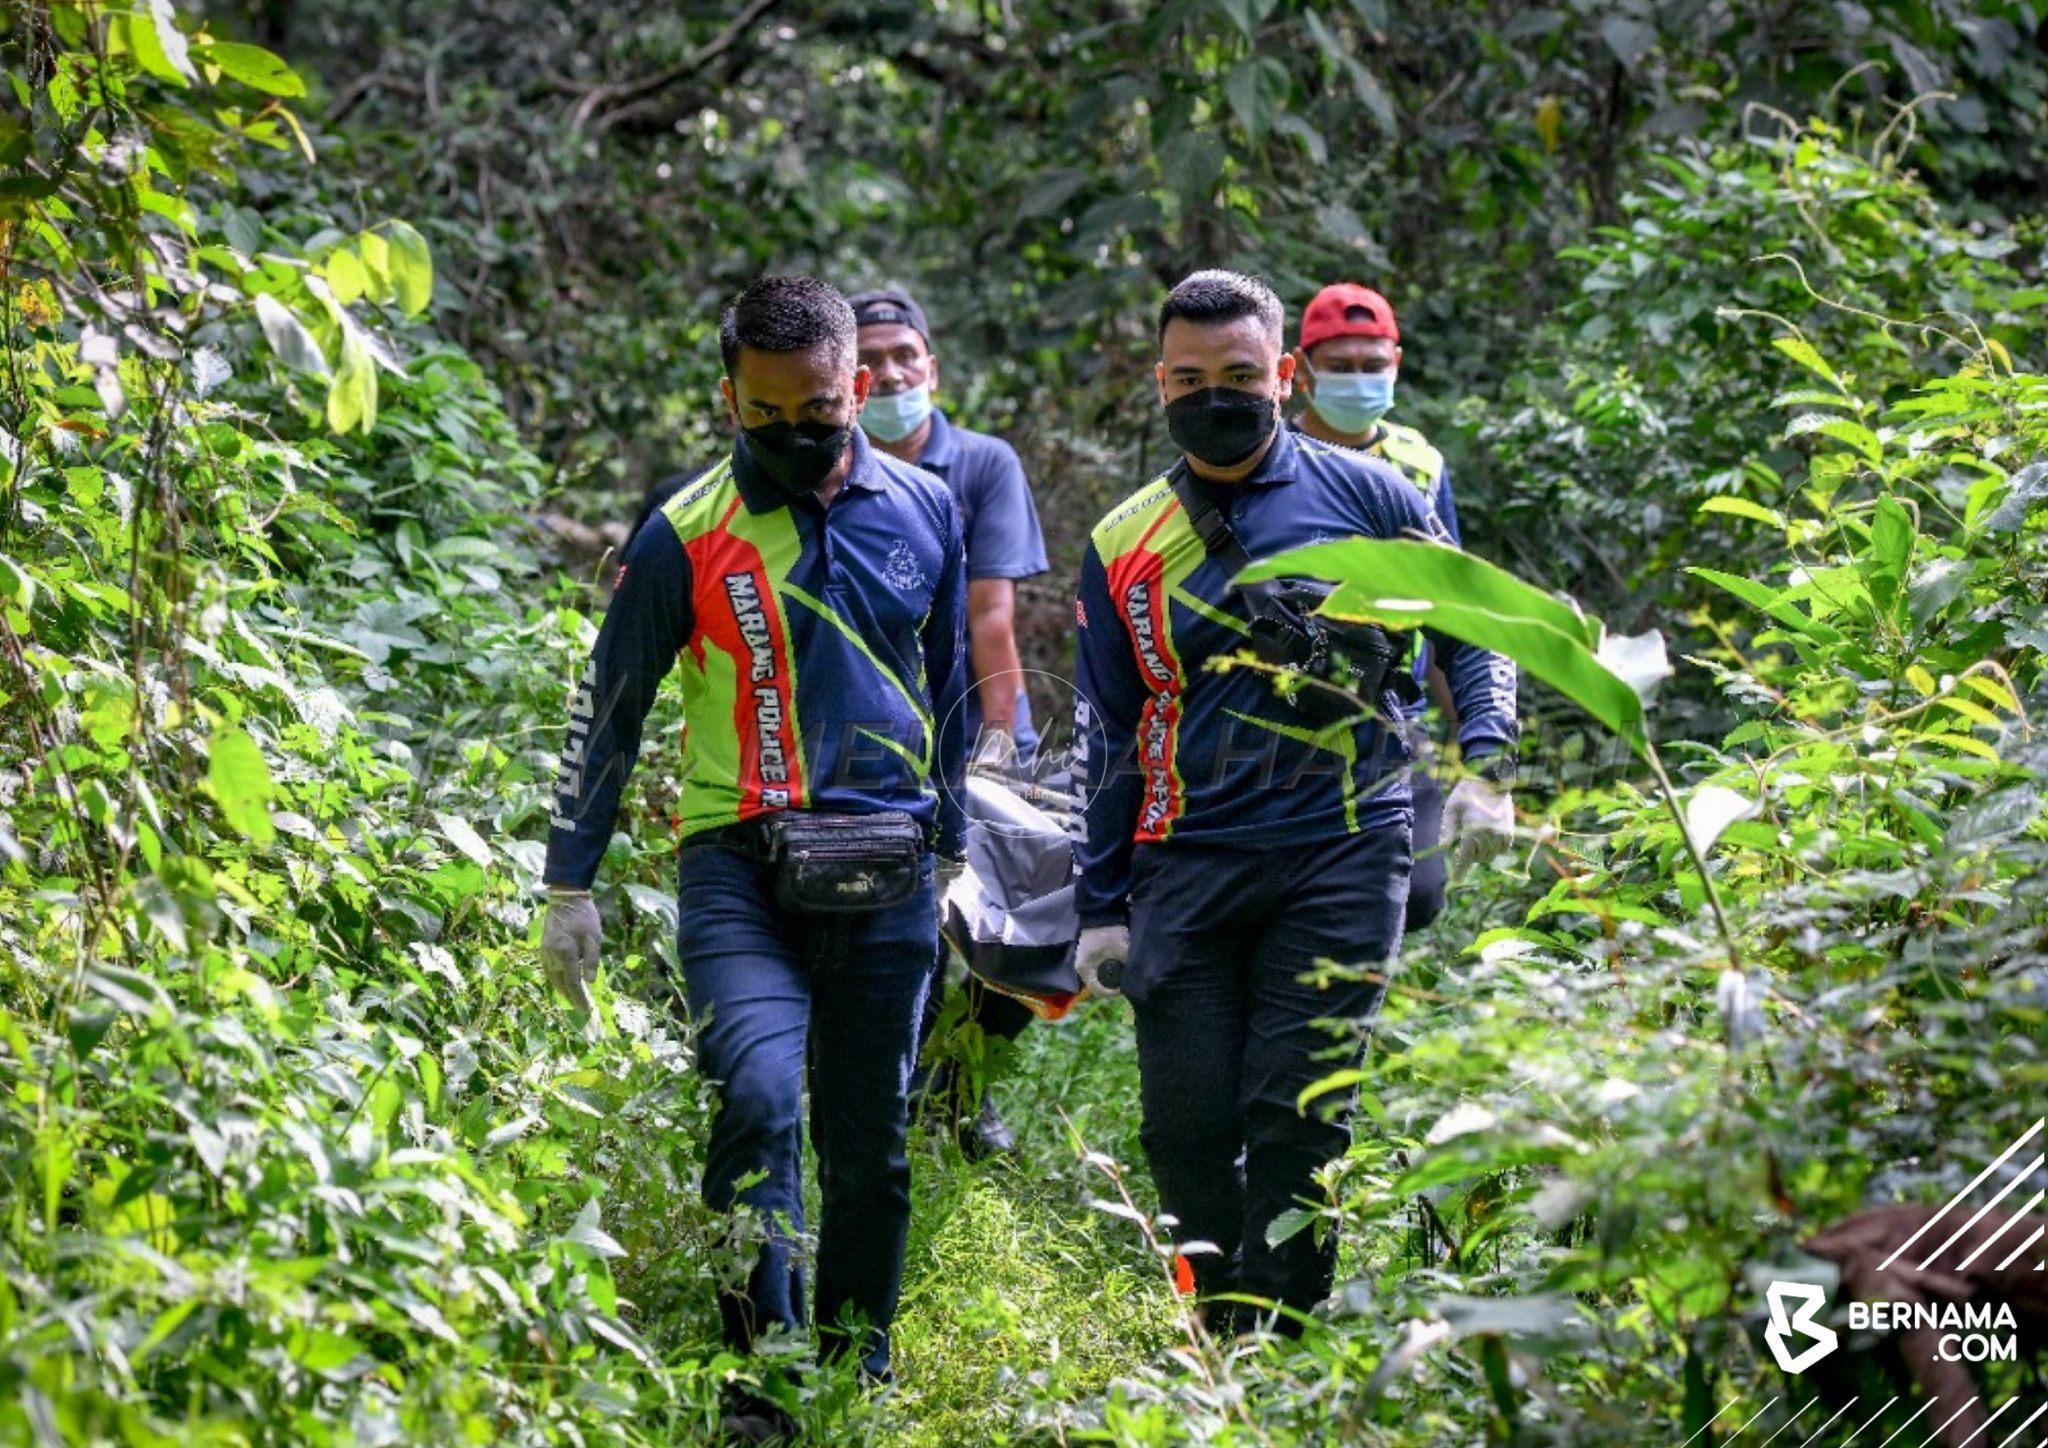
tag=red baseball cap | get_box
[1299,283,1399,351]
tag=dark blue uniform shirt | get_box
[1287,417,1464,713]
[1073,425,1518,926]
[915,409,1049,756]
[545,429,969,889]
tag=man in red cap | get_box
[1290,282,1516,933]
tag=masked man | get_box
[1291,282,1514,930]
[539,276,967,1438]
[1071,270,1518,1332]
[849,287,1049,1159]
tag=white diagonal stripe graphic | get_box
[1993,1223,2044,1273]
[1957,1191,2045,1272]
[1918,1400,1979,1447]
[1949,1398,2017,1447]
[1992,1401,2047,1448]
[1681,1398,1742,1447]
[1877,1398,1939,1448]
[1731,1397,1782,1440]
[1879,1119,2044,1270]
[1840,1397,1901,1446]
[1799,1397,1859,1447]
[1918,1156,2045,1271]
[1758,1400,1818,1448]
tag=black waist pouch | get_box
[766,809,926,914]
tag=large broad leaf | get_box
[201,41,306,97]
[1862,496,1915,616]
[326,325,377,435]
[377,220,434,317]
[129,0,197,86]
[1223,57,1290,142]
[1689,566,1844,643]
[1239,539,1657,755]
[252,293,329,378]
[207,725,275,845]
[1985,461,2048,533]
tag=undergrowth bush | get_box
[0,7,729,1441]
[1469,118,2042,638]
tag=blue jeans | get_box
[1125,824,1411,1323]
[675,840,936,1378]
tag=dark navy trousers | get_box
[675,840,936,1378]
[1405,727,1448,933]
[1125,824,1411,1323]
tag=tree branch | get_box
[570,0,785,137]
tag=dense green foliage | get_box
[3,1,2045,1445]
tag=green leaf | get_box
[1159,130,1226,211]
[1815,418,1883,465]
[201,40,306,96]
[134,1299,202,1363]
[1265,1205,1319,1248]
[1016,168,1088,220]
[1224,57,1290,142]
[321,247,368,306]
[1242,539,1652,753]
[1771,334,1842,388]
[130,0,197,85]
[252,293,330,378]
[377,220,434,316]
[1697,496,1785,528]
[1214,0,1277,38]
[1863,496,1915,614]
[66,1007,116,1060]
[289,1329,361,1378]
[327,326,377,435]
[1599,14,1656,67]
[207,725,276,845]
[1985,461,2048,533]
[0,552,35,613]
[1303,11,1393,130]
[1689,567,1845,643]
[436,812,493,868]
[1395,1128,1581,1193]
[562,1199,627,1260]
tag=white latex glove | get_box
[1443,776,1515,876]
[541,889,602,1010]
[1075,924,1131,1000]
[936,855,966,920]
[969,727,1019,776]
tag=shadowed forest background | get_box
[3,1,2047,1444]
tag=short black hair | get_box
[719,274,857,375]
[1157,269,1284,345]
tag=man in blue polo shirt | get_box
[539,275,967,1437]
[850,287,1050,1161]
[1071,270,1518,1334]
[1290,282,1515,931]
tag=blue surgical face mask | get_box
[862,383,933,443]
[1308,371,1395,436]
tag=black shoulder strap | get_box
[1166,461,1255,578]
[1168,462,1420,707]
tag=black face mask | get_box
[1165,387,1278,469]
[741,419,852,495]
